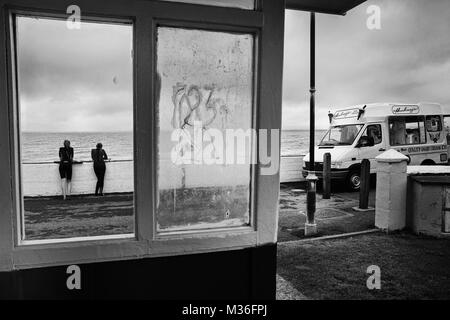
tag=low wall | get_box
[375,154,450,236]
[406,166,450,237]
[280,155,304,183]
[375,149,450,236]
[22,161,133,197]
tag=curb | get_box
[278,228,380,245]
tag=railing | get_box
[22,157,254,197]
[22,159,132,165]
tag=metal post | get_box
[309,12,316,175]
[323,153,331,199]
[359,159,371,209]
[305,12,318,236]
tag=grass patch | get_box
[277,232,450,299]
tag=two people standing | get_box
[58,140,108,199]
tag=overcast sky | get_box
[17,0,450,132]
[17,17,133,132]
[283,0,450,130]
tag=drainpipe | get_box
[305,12,318,236]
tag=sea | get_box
[21,130,327,163]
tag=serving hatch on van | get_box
[303,102,450,190]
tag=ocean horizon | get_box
[21,130,327,163]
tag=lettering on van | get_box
[391,105,420,115]
[398,144,447,154]
[333,109,359,119]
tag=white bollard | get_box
[375,149,409,231]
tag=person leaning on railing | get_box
[91,143,108,196]
[59,139,74,200]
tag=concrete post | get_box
[375,149,409,231]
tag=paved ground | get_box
[276,182,379,299]
[24,182,374,242]
[24,193,134,240]
[278,182,376,242]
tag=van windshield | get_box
[320,124,363,146]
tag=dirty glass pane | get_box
[156,27,254,232]
[16,16,134,241]
[160,0,255,10]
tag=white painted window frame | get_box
[0,0,284,272]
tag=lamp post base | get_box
[305,173,318,236]
[305,223,318,236]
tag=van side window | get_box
[360,124,382,145]
[426,116,442,132]
[444,116,450,145]
[389,116,426,145]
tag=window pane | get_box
[426,116,442,132]
[16,17,134,241]
[389,117,425,145]
[156,27,254,232]
[320,125,363,146]
[360,125,382,145]
[160,0,255,10]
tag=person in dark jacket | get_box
[91,143,108,196]
[59,140,74,200]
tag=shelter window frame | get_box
[0,0,283,271]
[158,0,258,10]
[12,13,136,245]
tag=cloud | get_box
[16,1,450,133]
[17,17,133,132]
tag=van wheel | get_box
[421,159,436,166]
[346,170,361,191]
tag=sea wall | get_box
[280,155,304,183]
[22,161,133,197]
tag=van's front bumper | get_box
[302,168,349,180]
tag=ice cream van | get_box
[302,102,449,190]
